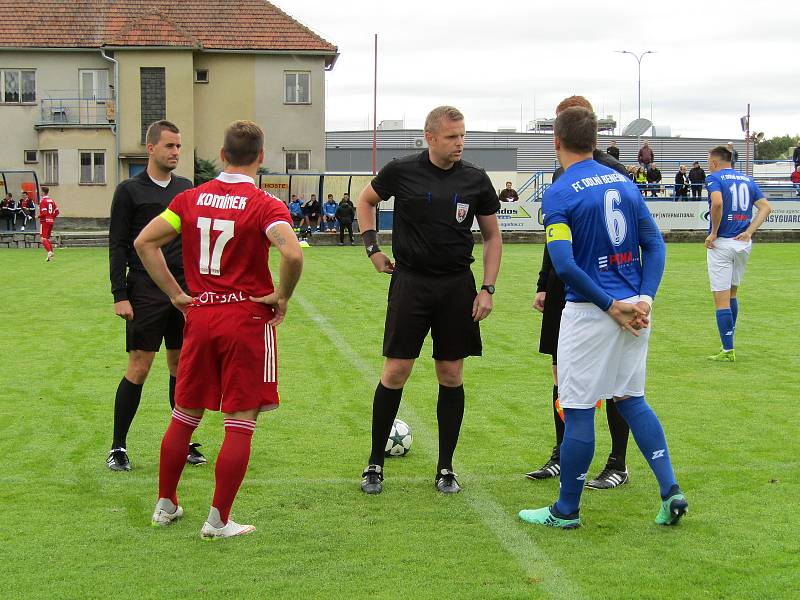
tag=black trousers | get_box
[691,184,702,199]
[339,222,353,243]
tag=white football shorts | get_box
[557,297,651,409]
[707,237,752,292]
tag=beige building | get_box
[0,1,337,220]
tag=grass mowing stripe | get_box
[293,292,583,600]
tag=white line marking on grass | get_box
[294,293,583,599]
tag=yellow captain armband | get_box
[160,209,182,233]
[546,223,572,243]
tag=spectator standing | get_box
[19,191,36,231]
[39,186,59,262]
[688,161,706,199]
[646,163,662,198]
[322,193,338,231]
[638,141,654,171]
[498,181,519,202]
[606,140,620,160]
[727,142,739,170]
[335,193,355,245]
[791,164,800,197]
[792,145,800,169]
[1,192,15,230]
[674,165,690,200]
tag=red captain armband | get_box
[362,229,381,257]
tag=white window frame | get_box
[1,69,36,104]
[284,71,310,104]
[194,69,209,83]
[23,150,38,164]
[42,150,59,185]
[285,150,311,172]
[79,150,106,185]
[79,69,109,102]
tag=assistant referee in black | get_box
[357,106,502,494]
[107,120,204,471]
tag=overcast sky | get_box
[279,0,798,140]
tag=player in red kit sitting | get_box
[135,121,303,539]
[39,186,59,261]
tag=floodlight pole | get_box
[616,50,655,150]
[372,34,377,176]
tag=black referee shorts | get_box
[125,270,184,353]
[383,268,481,361]
[538,278,567,362]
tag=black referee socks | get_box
[112,377,144,449]
[437,384,465,473]
[368,382,403,466]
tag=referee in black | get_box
[107,120,205,471]
[526,96,631,489]
[357,106,502,494]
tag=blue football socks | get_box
[554,408,595,516]
[615,396,678,499]
[715,308,735,351]
[730,297,739,328]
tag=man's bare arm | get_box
[134,216,187,309]
[735,198,771,242]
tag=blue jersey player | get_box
[518,107,687,528]
[704,146,771,362]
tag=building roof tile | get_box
[0,1,337,58]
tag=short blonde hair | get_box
[424,106,464,134]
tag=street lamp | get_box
[615,50,655,120]
[616,50,655,154]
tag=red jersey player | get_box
[39,186,59,261]
[134,120,303,539]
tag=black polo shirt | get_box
[371,151,500,276]
[109,170,193,302]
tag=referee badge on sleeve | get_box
[456,202,469,223]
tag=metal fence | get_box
[37,90,115,126]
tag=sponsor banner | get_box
[493,200,544,231]
[398,200,800,232]
[491,200,800,231]
[761,201,800,229]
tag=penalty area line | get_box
[294,293,583,599]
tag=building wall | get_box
[193,53,256,165]
[254,55,326,173]
[37,128,117,217]
[115,49,195,181]
[0,49,113,179]
[326,130,748,174]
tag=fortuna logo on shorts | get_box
[651,449,665,460]
[598,251,635,271]
[194,290,247,305]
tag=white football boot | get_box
[200,507,255,539]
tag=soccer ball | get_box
[385,419,413,457]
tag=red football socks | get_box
[158,408,201,505]
[212,419,256,524]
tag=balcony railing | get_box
[37,90,116,126]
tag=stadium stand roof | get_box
[0,0,338,66]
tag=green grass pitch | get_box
[0,243,798,599]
